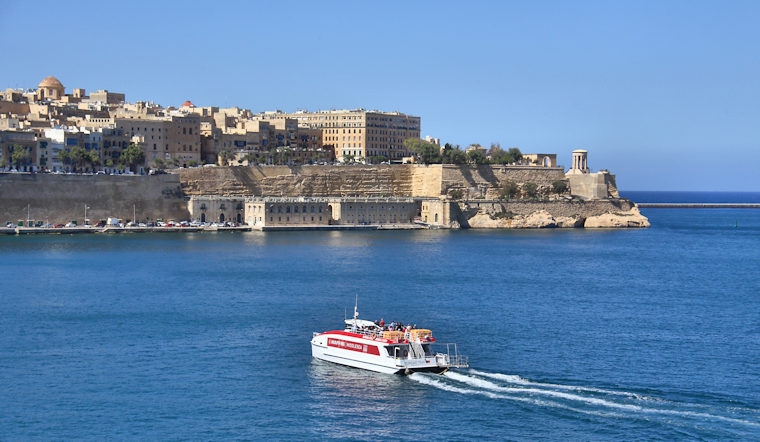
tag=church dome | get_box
[39,76,64,89]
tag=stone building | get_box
[565,149,619,200]
[246,197,331,228]
[264,109,421,163]
[37,76,65,101]
[116,114,201,168]
[330,197,419,225]
[187,196,246,224]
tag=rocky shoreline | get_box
[464,206,650,229]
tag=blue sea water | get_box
[1,197,759,440]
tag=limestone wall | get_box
[176,165,414,197]
[0,164,645,229]
[0,173,188,225]
[176,164,569,200]
[440,165,568,199]
[567,171,619,200]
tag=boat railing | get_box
[442,343,469,368]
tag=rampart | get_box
[0,164,646,228]
[177,165,415,197]
[0,173,188,225]
[175,164,572,199]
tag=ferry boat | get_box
[311,305,468,375]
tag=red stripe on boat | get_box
[327,338,381,355]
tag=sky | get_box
[1,1,758,191]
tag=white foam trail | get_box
[411,374,564,409]
[471,369,643,399]
[408,373,501,399]
[414,372,629,420]
[447,371,646,412]
[440,370,760,428]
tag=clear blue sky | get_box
[2,1,758,191]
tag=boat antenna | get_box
[353,295,359,321]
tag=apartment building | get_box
[278,109,421,163]
[116,114,201,167]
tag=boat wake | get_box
[409,369,760,432]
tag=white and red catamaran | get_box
[311,301,468,374]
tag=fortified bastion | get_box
[175,158,648,228]
[0,151,648,229]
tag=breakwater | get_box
[638,203,760,208]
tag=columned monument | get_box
[568,149,589,174]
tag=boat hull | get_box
[310,331,452,375]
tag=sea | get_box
[1,191,759,441]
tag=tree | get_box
[441,143,467,164]
[508,147,523,163]
[218,148,232,166]
[499,180,519,200]
[11,144,31,170]
[68,146,89,172]
[552,180,569,194]
[57,148,69,167]
[467,149,488,165]
[152,158,166,170]
[122,143,145,173]
[449,188,464,200]
[404,138,440,164]
[87,150,100,171]
[523,182,538,199]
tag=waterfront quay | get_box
[1,225,247,235]
[0,223,426,235]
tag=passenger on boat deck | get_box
[379,318,385,327]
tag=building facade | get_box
[266,109,421,163]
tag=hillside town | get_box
[1,76,438,173]
[0,76,650,232]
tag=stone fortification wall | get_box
[0,173,188,225]
[567,171,620,200]
[177,164,570,199]
[176,165,414,197]
[440,165,568,199]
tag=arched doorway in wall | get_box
[543,157,551,167]
[435,213,438,223]
[219,213,225,223]
[201,213,206,223]
[237,213,242,224]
